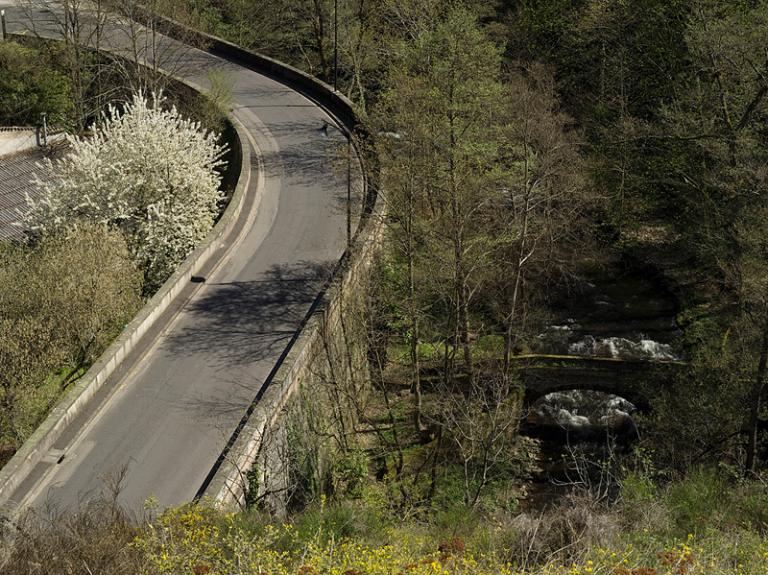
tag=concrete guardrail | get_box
[0,8,380,512]
[0,108,253,510]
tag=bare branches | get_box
[426,372,523,507]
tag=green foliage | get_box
[0,224,142,451]
[665,469,727,537]
[8,473,768,574]
[505,0,582,63]
[620,471,657,508]
[292,499,391,544]
[332,449,369,499]
[0,41,73,127]
[175,70,234,135]
[735,482,768,532]
[244,464,261,509]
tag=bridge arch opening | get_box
[523,389,639,444]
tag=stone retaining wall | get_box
[200,199,385,509]
[132,9,384,511]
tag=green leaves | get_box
[0,41,73,127]
[0,224,142,449]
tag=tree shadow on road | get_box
[162,259,336,370]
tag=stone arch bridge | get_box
[514,354,685,412]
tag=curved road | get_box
[0,2,361,511]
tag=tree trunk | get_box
[409,261,422,433]
[503,136,532,374]
[746,316,768,473]
[448,106,473,382]
[407,170,422,432]
[310,0,329,80]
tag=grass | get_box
[387,335,507,365]
[3,471,767,574]
[0,365,87,468]
[135,473,768,574]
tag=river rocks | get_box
[555,409,591,428]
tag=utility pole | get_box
[1,10,7,42]
[333,0,338,91]
[40,113,48,148]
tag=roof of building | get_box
[0,150,48,242]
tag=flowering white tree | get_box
[26,91,227,290]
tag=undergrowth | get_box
[2,470,767,574]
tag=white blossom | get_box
[26,91,227,289]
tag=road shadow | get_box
[163,259,336,369]
[260,127,345,187]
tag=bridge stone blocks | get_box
[519,355,683,412]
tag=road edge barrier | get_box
[0,105,253,511]
[129,9,384,508]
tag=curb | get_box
[0,109,253,510]
[129,10,384,508]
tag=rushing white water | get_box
[530,316,679,434]
[533,390,637,432]
[568,335,679,361]
[535,324,681,361]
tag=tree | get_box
[684,0,768,473]
[430,372,523,507]
[646,0,768,472]
[0,223,141,448]
[19,0,112,129]
[375,5,504,429]
[106,0,207,96]
[0,41,73,127]
[26,91,227,291]
[490,65,589,373]
[173,0,336,80]
[504,0,693,231]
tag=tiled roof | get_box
[0,151,49,242]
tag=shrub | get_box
[26,91,227,292]
[664,469,725,537]
[332,450,369,498]
[0,223,141,449]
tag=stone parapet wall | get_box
[0,115,252,511]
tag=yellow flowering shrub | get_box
[133,506,768,575]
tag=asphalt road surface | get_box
[0,1,361,512]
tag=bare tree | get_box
[19,0,112,127]
[429,372,522,507]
